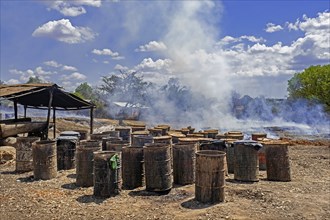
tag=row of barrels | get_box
[15,126,291,204]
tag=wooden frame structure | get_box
[0,83,95,139]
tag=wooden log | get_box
[0,122,48,138]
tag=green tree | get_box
[26,76,43,84]
[99,70,151,105]
[288,64,330,111]
[74,82,95,100]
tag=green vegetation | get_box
[26,76,43,84]
[288,64,330,111]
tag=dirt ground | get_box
[0,118,329,220]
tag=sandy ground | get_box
[0,118,329,219]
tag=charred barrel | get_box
[122,147,145,189]
[264,141,291,181]
[195,150,226,203]
[16,136,40,172]
[76,140,101,187]
[234,140,262,182]
[173,143,197,185]
[56,136,78,170]
[144,143,172,192]
[32,140,57,180]
[93,151,122,198]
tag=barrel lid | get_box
[153,135,171,140]
[60,131,80,137]
[132,130,150,135]
[57,136,79,141]
[234,140,263,150]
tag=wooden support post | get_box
[45,88,54,140]
[90,106,94,135]
[53,107,56,139]
[24,105,27,118]
[14,100,18,120]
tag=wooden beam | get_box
[45,88,54,140]
[14,100,18,119]
[53,107,56,139]
[24,105,27,118]
[90,106,94,135]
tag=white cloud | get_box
[32,19,97,44]
[135,41,167,52]
[63,72,87,81]
[265,23,283,33]
[135,58,173,72]
[47,0,102,17]
[92,48,124,60]
[114,64,129,71]
[62,65,78,71]
[9,67,55,83]
[5,79,20,85]
[44,60,62,68]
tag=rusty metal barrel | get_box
[74,129,89,140]
[131,134,153,147]
[173,143,197,185]
[91,133,110,140]
[105,140,129,152]
[102,136,122,151]
[16,137,40,172]
[56,136,78,170]
[115,127,132,143]
[223,139,236,174]
[102,130,120,138]
[144,143,172,192]
[200,140,228,175]
[32,140,57,180]
[153,135,172,145]
[122,147,144,189]
[203,129,219,139]
[252,133,267,170]
[16,136,40,172]
[93,151,121,198]
[169,132,186,144]
[264,141,291,181]
[234,140,262,182]
[195,150,226,203]
[148,128,163,137]
[76,140,101,187]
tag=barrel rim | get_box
[35,140,56,145]
[196,150,226,157]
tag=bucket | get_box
[234,140,262,182]
[122,147,144,189]
[131,134,153,147]
[56,136,79,170]
[105,140,129,152]
[16,137,40,172]
[76,140,101,187]
[173,143,197,185]
[93,151,122,198]
[32,140,57,180]
[195,150,226,203]
[264,141,291,181]
[115,127,132,143]
[144,143,172,192]
[199,140,228,175]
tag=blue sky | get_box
[1,0,329,98]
